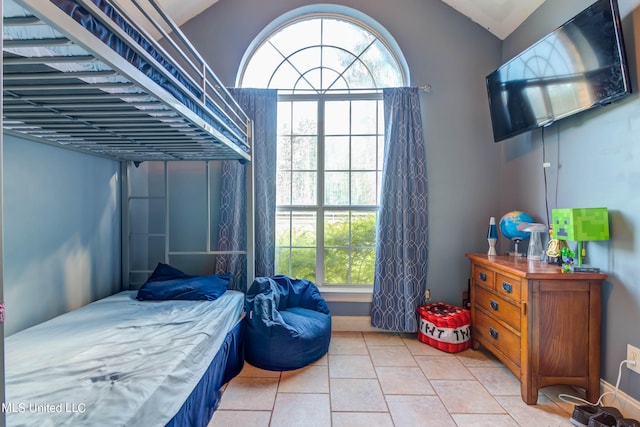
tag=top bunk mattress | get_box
[5,290,245,427]
[3,0,251,161]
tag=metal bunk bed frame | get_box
[3,0,252,161]
[2,0,256,289]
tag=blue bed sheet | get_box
[6,291,245,426]
[167,317,245,427]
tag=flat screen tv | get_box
[486,0,631,142]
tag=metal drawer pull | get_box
[479,272,487,281]
[489,327,499,340]
[490,300,499,311]
[502,281,513,293]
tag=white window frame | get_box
[276,91,383,289]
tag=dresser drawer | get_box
[473,265,495,289]
[474,286,520,332]
[473,309,521,366]
[495,273,521,301]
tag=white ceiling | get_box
[155,0,545,40]
[440,0,546,40]
[155,0,218,28]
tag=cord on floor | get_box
[559,359,637,407]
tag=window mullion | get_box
[288,101,295,278]
[317,99,325,286]
[347,100,353,285]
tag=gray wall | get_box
[498,0,640,401]
[182,0,503,306]
[3,134,122,335]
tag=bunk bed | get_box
[3,0,251,161]
[2,0,254,425]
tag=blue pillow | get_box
[145,262,190,283]
[136,263,230,301]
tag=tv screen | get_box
[486,0,631,142]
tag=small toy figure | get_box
[547,225,568,265]
[560,246,575,273]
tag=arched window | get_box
[239,11,406,288]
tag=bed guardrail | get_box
[3,0,252,161]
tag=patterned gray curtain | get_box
[371,87,428,332]
[215,88,277,291]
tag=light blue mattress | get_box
[5,290,245,426]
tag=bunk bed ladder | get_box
[122,157,255,291]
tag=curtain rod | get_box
[223,85,432,92]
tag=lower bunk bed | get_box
[5,289,245,427]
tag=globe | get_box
[499,210,534,242]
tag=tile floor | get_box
[208,331,581,426]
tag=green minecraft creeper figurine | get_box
[551,208,609,266]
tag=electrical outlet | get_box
[627,344,640,374]
[425,289,431,301]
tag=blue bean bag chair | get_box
[245,275,331,371]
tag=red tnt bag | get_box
[417,302,471,353]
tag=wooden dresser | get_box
[466,253,607,404]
